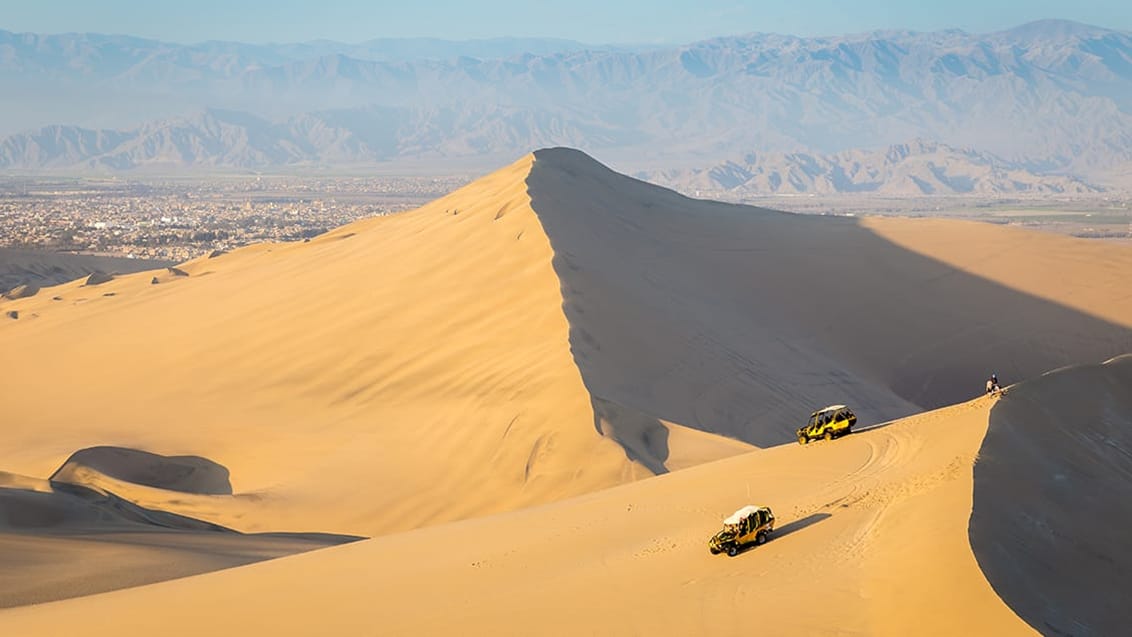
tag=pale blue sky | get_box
[2,0,1129,44]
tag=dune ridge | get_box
[0,464,360,608]
[5,149,1128,537]
[527,148,1132,444]
[0,153,685,542]
[2,148,1132,630]
[0,392,1035,635]
[971,354,1132,635]
[50,446,234,495]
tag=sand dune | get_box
[0,530,353,609]
[5,149,1128,537]
[0,247,169,294]
[527,148,1132,443]
[0,467,358,608]
[51,446,234,495]
[971,354,1132,635]
[0,394,1033,635]
[2,148,1132,630]
[0,154,675,542]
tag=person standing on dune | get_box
[986,373,1002,396]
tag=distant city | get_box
[0,175,470,262]
[3,172,1130,274]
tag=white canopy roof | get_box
[723,505,766,525]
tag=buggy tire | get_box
[823,430,833,442]
[756,531,767,545]
[798,435,807,445]
[727,545,738,557]
[710,547,720,555]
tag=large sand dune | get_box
[0,155,664,542]
[0,247,170,294]
[0,467,358,607]
[2,148,1132,631]
[971,354,1132,635]
[0,394,1034,635]
[527,149,1132,445]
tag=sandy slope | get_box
[863,216,1132,339]
[0,396,1033,635]
[525,149,1132,443]
[0,527,352,609]
[0,153,749,542]
[2,148,1132,627]
[0,468,358,607]
[971,354,1132,635]
[4,149,1129,531]
[0,247,170,293]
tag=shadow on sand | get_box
[591,396,670,474]
[525,148,1132,448]
[729,512,832,557]
[50,446,233,495]
[775,512,832,539]
[971,356,1132,636]
[850,421,899,435]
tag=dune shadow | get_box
[252,531,366,543]
[591,396,670,474]
[1,460,365,608]
[49,446,232,495]
[970,355,1132,636]
[775,512,832,539]
[0,482,364,609]
[726,512,832,557]
[850,421,897,435]
[524,148,1132,448]
[2,479,364,543]
[13,481,236,533]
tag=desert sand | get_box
[1,148,1131,634]
[0,246,170,293]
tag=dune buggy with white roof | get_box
[708,505,775,556]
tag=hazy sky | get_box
[3,0,1129,43]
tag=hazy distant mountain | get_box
[265,37,631,63]
[0,126,133,168]
[0,30,610,76]
[1,20,1131,186]
[640,140,1104,196]
[0,106,649,170]
[0,30,632,132]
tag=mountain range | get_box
[639,139,1104,196]
[1,20,1131,190]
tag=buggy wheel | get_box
[756,531,767,545]
[798,435,807,445]
[727,545,738,557]
[710,547,720,555]
[823,430,833,441]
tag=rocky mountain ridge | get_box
[1,20,1131,187]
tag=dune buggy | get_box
[708,505,775,556]
[797,404,856,444]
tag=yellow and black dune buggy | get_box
[708,505,775,556]
[797,404,856,444]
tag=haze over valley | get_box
[2,20,1132,195]
[3,5,1132,636]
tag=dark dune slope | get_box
[0,449,361,608]
[526,148,1132,445]
[971,355,1132,636]
[0,247,170,294]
